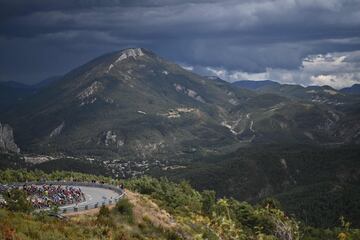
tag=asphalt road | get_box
[58,185,122,210]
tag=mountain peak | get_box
[116,48,145,62]
[107,48,147,72]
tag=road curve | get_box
[1,181,125,213]
[58,185,122,210]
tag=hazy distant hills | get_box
[231,79,280,90]
[340,84,360,95]
[32,76,63,89]
[0,76,62,112]
[0,81,35,111]
[1,48,360,161]
[232,79,359,102]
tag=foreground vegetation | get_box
[2,144,359,230]
[152,145,360,228]
[0,169,359,239]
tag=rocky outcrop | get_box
[77,81,104,100]
[134,140,165,159]
[0,122,20,153]
[98,130,125,148]
[50,122,65,138]
[173,83,206,103]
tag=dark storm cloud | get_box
[0,0,224,22]
[0,0,360,85]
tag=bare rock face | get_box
[0,122,20,153]
[50,122,65,138]
[98,130,124,148]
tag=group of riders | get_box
[0,181,125,209]
[23,184,85,208]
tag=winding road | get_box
[0,181,125,214]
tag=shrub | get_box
[165,230,182,240]
[115,198,133,216]
[201,190,216,216]
[261,197,282,210]
[126,175,159,195]
[202,229,219,240]
[3,188,33,213]
[99,205,111,217]
[49,205,60,215]
[126,176,202,214]
[115,198,134,223]
[97,206,113,226]
[230,200,259,228]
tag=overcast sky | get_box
[1,0,360,88]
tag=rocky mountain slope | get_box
[3,48,247,163]
[231,80,360,143]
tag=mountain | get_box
[3,48,251,163]
[231,81,360,143]
[2,48,360,171]
[340,84,360,95]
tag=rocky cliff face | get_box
[0,122,20,153]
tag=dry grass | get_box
[65,190,179,232]
[125,190,178,231]
[64,204,116,217]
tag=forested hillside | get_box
[151,145,360,228]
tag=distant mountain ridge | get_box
[340,83,360,95]
[0,82,35,112]
[232,79,360,98]
[32,75,63,89]
[231,79,360,106]
[0,81,32,89]
[0,76,63,111]
[231,79,280,90]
